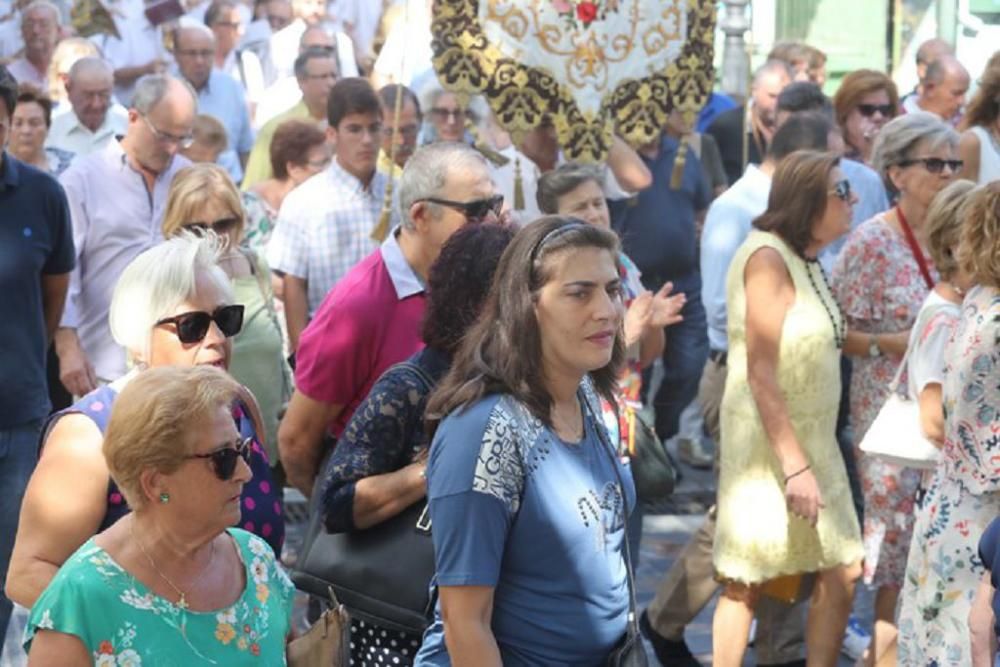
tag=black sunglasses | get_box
[186,217,241,235]
[421,194,504,222]
[897,157,964,174]
[155,304,245,344]
[187,436,252,480]
[857,103,894,118]
[829,179,852,201]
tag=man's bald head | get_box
[916,38,954,69]
[299,24,333,51]
[67,57,115,131]
[921,54,970,120]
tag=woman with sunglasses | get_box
[831,111,959,659]
[23,365,296,665]
[414,218,637,666]
[833,69,900,166]
[162,163,292,477]
[711,151,862,666]
[421,89,478,145]
[957,51,1000,185]
[6,234,284,614]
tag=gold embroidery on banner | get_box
[432,0,716,162]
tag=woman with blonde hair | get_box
[958,51,1000,184]
[23,365,295,664]
[897,181,1000,664]
[45,37,100,107]
[161,163,291,468]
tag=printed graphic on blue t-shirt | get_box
[415,389,635,667]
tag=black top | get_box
[705,105,765,186]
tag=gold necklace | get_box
[130,519,216,610]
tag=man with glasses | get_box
[205,0,265,112]
[0,65,74,652]
[242,42,336,188]
[6,0,59,90]
[172,23,253,184]
[376,83,420,178]
[54,74,194,397]
[45,57,128,156]
[278,141,501,497]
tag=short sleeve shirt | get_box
[415,385,635,666]
[294,231,426,437]
[906,291,960,399]
[0,153,75,428]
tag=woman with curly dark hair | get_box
[315,221,516,666]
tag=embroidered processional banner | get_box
[431,0,716,162]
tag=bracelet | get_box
[783,465,811,485]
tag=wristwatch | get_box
[868,334,882,358]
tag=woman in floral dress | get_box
[831,112,959,653]
[897,182,1000,665]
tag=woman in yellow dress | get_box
[711,150,864,666]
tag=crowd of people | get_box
[1,0,1000,664]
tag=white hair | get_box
[397,142,490,230]
[22,0,60,24]
[109,233,233,364]
[872,111,960,195]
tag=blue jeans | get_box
[642,274,709,442]
[0,419,43,652]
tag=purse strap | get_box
[579,387,641,643]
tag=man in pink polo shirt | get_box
[279,141,502,495]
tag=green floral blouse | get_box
[25,528,295,665]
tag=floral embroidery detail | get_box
[116,649,142,666]
[120,589,155,610]
[95,656,116,667]
[215,622,237,644]
[216,607,237,624]
[256,583,270,604]
[98,640,115,654]
[37,609,54,630]
[250,558,268,584]
[549,0,616,28]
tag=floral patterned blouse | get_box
[24,528,295,665]
[897,285,1000,665]
[241,190,278,255]
[831,213,936,587]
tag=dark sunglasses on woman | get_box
[187,436,252,480]
[185,217,241,235]
[155,304,245,344]
[856,103,894,118]
[897,157,964,174]
[829,179,853,201]
[420,194,504,223]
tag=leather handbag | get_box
[625,407,676,505]
[582,394,649,667]
[859,348,940,470]
[287,587,351,667]
[291,361,437,635]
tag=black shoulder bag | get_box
[292,361,436,635]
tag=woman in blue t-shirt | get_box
[415,217,638,667]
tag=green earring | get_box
[159,492,170,504]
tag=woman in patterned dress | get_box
[712,151,863,667]
[831,112,959,655]
[24,366,295,664]
[318,223,515,666]
[897,182,1000,665]
[7,235,284,614]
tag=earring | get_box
[159,492,170,504]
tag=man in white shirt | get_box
[92,12,172,106]
[54,74,194,395]
[903,54,970,126]
[6,0,58,90]
[268,0,356,83]
[205,0,264,108]
[46,57,127,156]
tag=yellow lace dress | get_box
[713,231,863,584]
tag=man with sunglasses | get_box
[54,74,194,398]
[278,141,500,497]
[0,65,75,653]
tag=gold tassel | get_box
[670,138,689,190]
[513,157,525,211]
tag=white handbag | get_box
[858,348,941,470]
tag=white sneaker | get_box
[841,616,870,661]
[677,437,713,469]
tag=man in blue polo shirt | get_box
[608,130,711,447]
[0,65,75,649]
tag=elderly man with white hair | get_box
[172,22,253,183]
[6,0,59,89]
[53,73,194,398]
[278,140,502,496]
[45,57,127,156]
